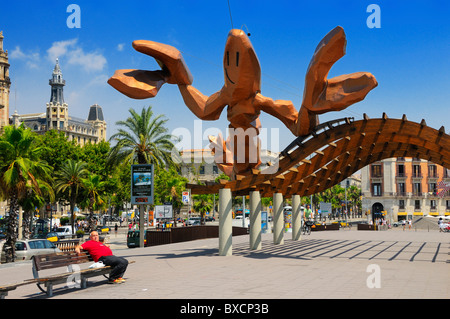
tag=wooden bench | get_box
[31,251,132,297]
[0,279,38,299]
[1,243,133,298]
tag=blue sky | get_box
[2,0,449,151]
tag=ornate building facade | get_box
[10,57,106,146]
[361,157,450,222]
[0,31,11,132]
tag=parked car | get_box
[332,220,350,227]
[1,239,61,263]
[187,217,201,226]
[55,226,73,239]
[33,231,59,242]
[96,226,110,234]
[205,216,215,222]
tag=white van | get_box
[55,226,73,239]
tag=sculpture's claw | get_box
[132,40,193,85]
[107,69,166,99]
[108,41,193,99]
[302,26,377,113]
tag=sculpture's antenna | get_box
[241,24,251,37]
[227,0,234,29]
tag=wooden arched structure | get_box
[188,114,450,197]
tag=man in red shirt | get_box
[75,231,128,284]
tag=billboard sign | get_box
[154,205,173,219]
[131,164,154,205]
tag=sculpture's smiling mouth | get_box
[225,68,235,84]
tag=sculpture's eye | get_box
[227,51,229,66]
[236,52,239,67]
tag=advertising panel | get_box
[131,164,154,205]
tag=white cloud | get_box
[47,39,78,62]
[117,43,125,51]
[47,39,107,72]
[10,46,40,69]
[67,48,107,72]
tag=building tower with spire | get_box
[0,31,11,131]
[10,58,107,146]
[46,58,69,131]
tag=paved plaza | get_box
[0,227,448,303]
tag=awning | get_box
[397,212,407,216]
[413,212,423,216]
[429,212,439,216]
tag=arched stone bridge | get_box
[188,114,450,197]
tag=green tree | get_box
[347,185,361,217]
[192,193,213,225]
[107,106,180,246]
[107,106,178,168]
[0,125,53,262]
[37,130,81,172]
[154,166,188,224]
[54,160,89,235]
[19,180,54,239]
[80,174,106,232]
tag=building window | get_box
[429,183,437,195]
[444,169,450,178]
[413,183,422,196]
[414,200,421,210]
[371,164,382,178]
[430,200,437,210]
[413,165,421,178]
[399,200,405,210]
[199,165,205,175]
[372,183,382,196]
[397,164,405,177]
[428,165,437,178]
[60,122,64,129]
[397,183,406,196]
[213,165,219,174]
[446,200,450,210]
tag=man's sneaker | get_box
[117,278,126,282]
[108,279,123,284]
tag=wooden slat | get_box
[33,252,90,271]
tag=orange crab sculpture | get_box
[108,26,377,178]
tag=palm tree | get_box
[19,180,54,239]
[0,125,53,262]
[107,106,179,246]
[54,160,89,235]
[81,174,106,232]
[192,194,213,225]
[107,106,178,168]
[347,185,361,217]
